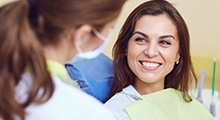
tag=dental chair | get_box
[65,53,113,103]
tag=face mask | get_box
[72,28,110,62]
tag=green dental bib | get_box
[124,88,214,120]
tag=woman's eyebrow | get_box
[160,35,175,40]
[132,31,148,38]
[133,31,176,40]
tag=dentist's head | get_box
[30,0,126,62]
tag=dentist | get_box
[0,0,125,120]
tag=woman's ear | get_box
[175,53,180,63]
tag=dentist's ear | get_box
[71,24,93,47]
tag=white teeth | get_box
[142,62,160,68]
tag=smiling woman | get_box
[104,0,213,120]
[127,14,180,94]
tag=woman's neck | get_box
[133,78,164,95]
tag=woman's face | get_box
[127,14,180,93]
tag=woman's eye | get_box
[160,40,171,45]
[135,37,146,43]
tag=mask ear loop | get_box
[92,28,109,41]
[75,41,83,53]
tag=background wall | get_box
[0,0,12,7]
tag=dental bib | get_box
[124,88,214,120]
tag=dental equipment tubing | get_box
[210,57,216,116]
[197,70,206,103]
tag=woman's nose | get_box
[144,43,159,58]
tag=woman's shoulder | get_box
[105,85,139,106]
[104,85,140,120]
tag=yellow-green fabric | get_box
[124,88,214,120]
[46,59,67,82]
